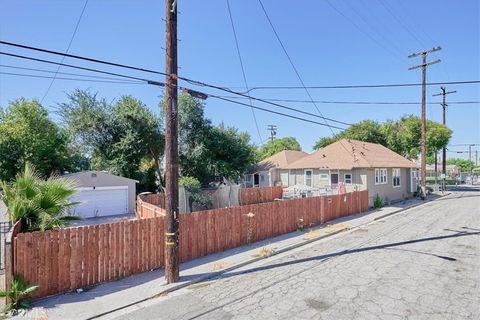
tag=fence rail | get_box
[11,190,368,299]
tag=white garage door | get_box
[69,187,128,218]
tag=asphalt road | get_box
[114,189,480,320]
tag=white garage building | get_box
[64,171,137,218]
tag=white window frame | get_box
[304,169,313,187]
[344,173,352,184]
[392,168,401,188]
[375,168,388,185]
[319,173,329,180]
[381,168,387,184]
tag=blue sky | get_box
[0,0,478,159]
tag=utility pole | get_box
[164,0,179,283]
[409,47,441,200]
[433,86,456,191]
[267,125,277,142]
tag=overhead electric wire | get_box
[40,0,89,103]
[0,71,146,84]
[0,64,144,82]
[226,0,263,144]
[0,51,348,130]
[0,40,351,126]
[0,50,351,126]
[236,80,480,92]
[342,0,407,59]
[324,0,406,64]
[0,51,166,86]
[209,95,346,130]
[215,95,480,105]
[258,0,347,131]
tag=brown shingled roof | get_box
[286,139,418,170]
[255,150,309,171]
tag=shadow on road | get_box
[203,229,480,281]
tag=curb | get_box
[87,193,450,319]
[373,192,451,221]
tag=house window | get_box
[305,170,313,187]
[393,168,401,187]
[319,173,329,180]
[344,173,352,184]
[375,168,387,185]
[260,175,265,182]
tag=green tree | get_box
[205,124,257,180]
[175,94,257,184]
[59,90,164,192]
[313,120,386,150]
[0,98,72,181]
[259,137,301,159]
[426,121,453,157]
[447,158,475,172]
[313,136,340,150]
[313,116,452,161]
[0,164,79,231]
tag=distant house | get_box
[64,171,138,218]
[244,150,308,187]
[425,163,459,178]
[282,139,419,206]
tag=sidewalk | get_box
[14,193,447,320]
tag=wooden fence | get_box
[11,190,367,299]
[136,194,166,218]
[238,186,283,205]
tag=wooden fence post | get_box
[4,221,21,304]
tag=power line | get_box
[258,0,356,159]
[0,51,166,85]
[0,51,351,126]
[209,95,346,130]
[0,41,351,126]
[342,0,407,59]
[258,0,343,131]
[215,95,480,105]
[324,0,406,64]
[0,71,146,84]
[0,51,347,129]
[236,80,480,92]
[0,64,144,82]
[226,0,263,144]
[40,0,89,104]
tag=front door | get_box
[330,173,339,186]
[253,174,259,187]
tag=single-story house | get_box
[425,163,459,178]
[244,150,308,187]
[281,139,419,206]
[64,171,138,218]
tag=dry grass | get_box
[212,261,228,270]
[251,246,276,258]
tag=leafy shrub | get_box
[373,194,384,209]
[0,274,38,315]
[0,163,80,231]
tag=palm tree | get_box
[0,163,80,231]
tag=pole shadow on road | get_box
[198,229,480,281]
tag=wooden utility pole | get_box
[267,125,277,142]
[433,86,456,191]
[408,47,441,200]
[164,0,179,283]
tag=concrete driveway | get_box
[113,189,480,320]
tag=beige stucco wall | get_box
[364,168,412,206]
[286,167,414,207]
[65,171,137,214]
